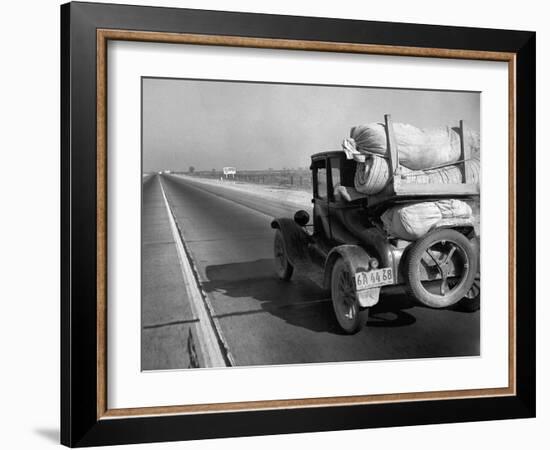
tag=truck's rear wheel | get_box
[331,258,369,334]
[273,230,293,280]
[405,229,477,308]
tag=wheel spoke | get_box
[337,270,356,321]
[440,277,449,295]
[442,244,457,265]
[345,304,353,319]
[426,249,443,275]
[274,239,284,261]
[275,243,284,266]
[338,277,346,293]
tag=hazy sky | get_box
[142,78,479,172]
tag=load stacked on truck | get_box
[381,200,474,241]
[342,122,480,195]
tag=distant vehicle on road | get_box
[271,118,480,334]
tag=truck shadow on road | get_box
[203,259,342,334]
[201,258,478,334]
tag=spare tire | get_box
[405,228,477,308]
[455,278,481,312]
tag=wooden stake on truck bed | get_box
[384,114,400,183]
[458,120,472,183]
[367,114,479,208]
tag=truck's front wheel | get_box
[273,230,294,281]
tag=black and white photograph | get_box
[141,78,481,370]
[0,0,541,447]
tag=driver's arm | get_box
[333,183,352,202]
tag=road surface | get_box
[142,174,480,369]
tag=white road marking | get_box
[158,176,229,368]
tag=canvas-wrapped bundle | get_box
[401,159,480,185]
[353,155,389,195]
[381,199,473,241]
[343,121,481,195]
[349,122,480,170]
[353,157,480,195]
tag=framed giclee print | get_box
[60,1,536,447]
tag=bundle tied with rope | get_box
[342,122,480,195]
[381,199,475,241]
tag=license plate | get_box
[355,268,394,291]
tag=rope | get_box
[398,159,474,177]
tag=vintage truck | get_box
[271,115,480,334]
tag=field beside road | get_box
[140,174,480,370]
[173,173,312,215]
[182,168,313,191]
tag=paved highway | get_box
[142,174,480,369]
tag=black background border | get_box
[61,2,536,447]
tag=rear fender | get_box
[324,245,380,308]
[432,221,475,237]
[270,218,311,266]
